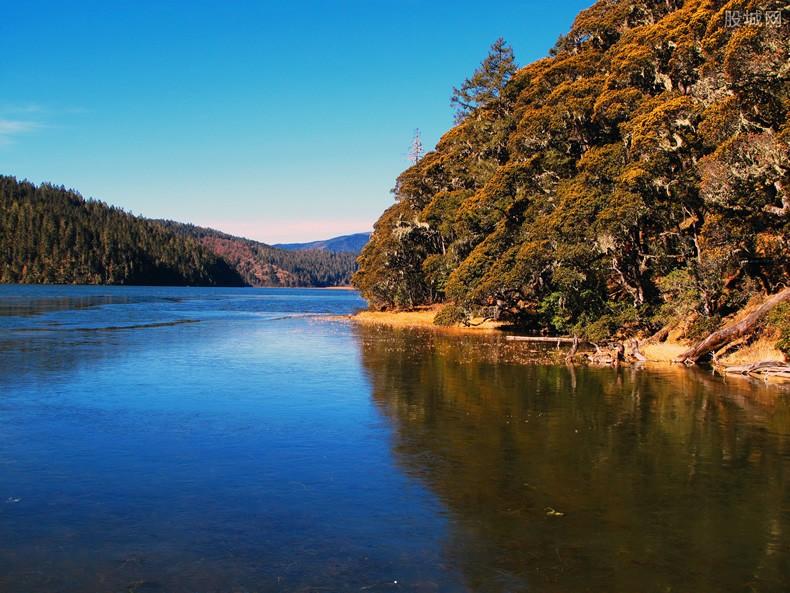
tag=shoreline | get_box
[349,306,788,374]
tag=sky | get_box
[1,0,591,243]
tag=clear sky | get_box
[1,0,591,243]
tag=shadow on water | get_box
[353,324,790,593]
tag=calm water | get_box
[0,286,788,593]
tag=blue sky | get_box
[1,0,590,243]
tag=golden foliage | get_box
[353,0,789,336]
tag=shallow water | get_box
[0,286,788,592]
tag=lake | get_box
[0,286,788,592]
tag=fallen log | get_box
[644,325,671,345]
[750,369,790,379]
[717,361,788,374]
[746,360,788,372]
[715,361,790,381]
[675,287,790,364]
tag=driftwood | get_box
[565,335,579,363]
[716,361,790,381]
[675,287,790,364]
[629,338,647,362]
[588,342,625,366]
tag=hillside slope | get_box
[0,176,243,286]
[354,0,789,342]
[161,222,358,287]
[0,176,357,287]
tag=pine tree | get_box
[451,38,517,123]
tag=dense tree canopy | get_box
[354,0,789,339]
[0,177,243,286]
[0,176,357,287]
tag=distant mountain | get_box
[0,176,357,287]
[275,232,371,254]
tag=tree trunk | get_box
[646,325,670,344]
[675,287,790,364]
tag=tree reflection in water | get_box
[354,324,790,593]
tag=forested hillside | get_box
[354,0,789,341]
[0,176,243,285]
[0,176,356,287]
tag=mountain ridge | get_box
[275,232,371,254]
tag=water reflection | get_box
[355,324,790,593]
[1,286,788,593]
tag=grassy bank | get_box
[352,305,504,333]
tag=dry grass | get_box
[352,305,505,333]
[353,307,439,327]
[641,341,689,362]
[720,334,787,365]
[642,333,787,365]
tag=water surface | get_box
[0,286,788,592]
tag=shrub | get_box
[434,303,467,326]
[766,303,790,355]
